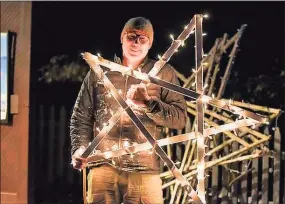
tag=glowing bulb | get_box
[201,96,210,103]
[97,53,101,57]
[104,151,112,158]
[220,100,226,106]
[118,89,122,95]
[229,99,233,105]
[197,137,204,146]
[181,41,185,47]
[202,33,207,36]
[196,162,205,172]
[123,140,130,148]
[203,14,209,18]
[157,55,162,60]
[111,144,116,150]
[184,25,188,29]
[169,34,175,41]
[197,174,204,181]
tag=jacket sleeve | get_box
[144,65,187,129]
[70,70,96,156]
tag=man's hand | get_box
[126,84,151,106]
[71,146,87,170]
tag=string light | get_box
[203,14,209,18]
[201,96,210,103]
[104,151,112,158]
[220,100,226,106]
[196,162,205,173]
[123,140,130,148]
[228,99,233,106]
[169,34,175,41]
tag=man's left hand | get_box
[126,84,151,106]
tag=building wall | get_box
[0,2,32,203]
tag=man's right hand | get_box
[71,146,87,170]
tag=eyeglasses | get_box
[125,33,149,44]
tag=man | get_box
[70,16,187,204]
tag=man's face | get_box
[122,30,151,62]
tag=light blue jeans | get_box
[87,164,164,204]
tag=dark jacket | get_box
[70,56,187,173]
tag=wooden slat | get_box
[57,106,67,181]
[231,142,239,204]
[221,134,230,204]
[262,127,270,204]
[241,160,248,203]
[48,106,55,184]
[273,127,281,204]
[38,105,44,167]
[210,134,219,204]
[251,158,259,204]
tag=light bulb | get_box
[203,14,209,18]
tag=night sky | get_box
[30,1,284,106]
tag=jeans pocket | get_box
[87,192,105,204]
